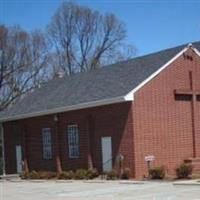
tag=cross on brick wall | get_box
[174,71,200,158]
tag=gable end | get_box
[124,44,200,101]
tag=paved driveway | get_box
[1,180,200,200]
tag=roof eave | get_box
[0,95,132,123]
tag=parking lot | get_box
[1,180,200,200]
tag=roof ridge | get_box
[43,40,200,83]
[103,40,200,68]
[64,40,200,75]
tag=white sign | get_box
[145,155,155,162]
[116,154,124,162]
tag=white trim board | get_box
[124,45,200,101]
[192,46,200,57]
[0,96,128,122]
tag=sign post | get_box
[145,155,155,178]
[116,153,124,177]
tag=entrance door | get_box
[101,137,112,172]
[16,145,22,173]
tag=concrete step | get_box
[0,174,20,180]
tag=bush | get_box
[74,169,88,179]
[86,168,99,179]
[58,171,74,179]
[176,163,192,179]
[149,166,165,179]
[121,168,131,179]
[28,170,40,179]
[39,171,57,179]
[21,171,56,179]
[20,169,99,180]
[20,172,30,179]
[106,170,118,180]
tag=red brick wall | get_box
[133,48,200,179]
[3,102,135,175]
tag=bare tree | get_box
[0,25,50,111]
[48,2,135,75]
[0,2,135,111]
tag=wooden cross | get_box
[175,71,200,158]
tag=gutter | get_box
[0,95,132,123]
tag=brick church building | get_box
[0,42,200,179]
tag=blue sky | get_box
[0,0,200,56]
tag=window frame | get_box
[67,124,80,159]
[174,94,192,101]
[42,128,52,160]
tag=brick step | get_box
[191,162,200,167]
[192,166,200,173]
[184,157,200,176]
[184,157,200,163]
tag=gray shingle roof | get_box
[1,41,200,122]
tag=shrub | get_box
[106,170,118,180]
[20,171,56,179]
[39,171,57,179]
[121,168,131,179]
[176,163,192,179]
[20,172,30,179]
[29,170,40,179]
[58,171,74,179]
[149,166,165,179]
[20,169,99,180]
[86,168,99,179]
[74,169,88,179]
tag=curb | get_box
[173,180,200,186]
[119,181,145,185]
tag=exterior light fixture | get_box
[54,114,58,122]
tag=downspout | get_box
[0,123,6,176]
[54,114,62,173]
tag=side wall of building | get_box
[133,48,200,179]
[3,102,135,175]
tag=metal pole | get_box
[0,123,6,176]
